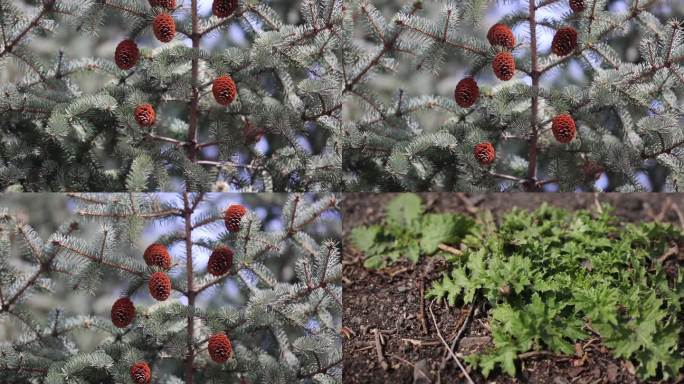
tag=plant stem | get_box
[527,0,540,191]
[183,192,196,384]
[187,0,200,162]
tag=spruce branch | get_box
[1,194,341,383]
[527,0,541,189]
[345,0,684,191]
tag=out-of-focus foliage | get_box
[349,193,474,268]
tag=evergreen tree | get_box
[0,193,342,383]
[343,0,684,192]
[0,0,343,192]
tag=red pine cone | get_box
[454,77,479,108]
[212,75,237,106]
[473,142,496,165]
[212,0,238,18]
[130,362,151,384]
[134,104,156,127]
[143,243,171,270]
[153,13,176,43]
[244,121,265,144]
[149,272,171,301]
[224,204,247,232]
[114,39,140,70]
[208,332,233,363]
[208,246,234,276]
[111,297,135,328]
[551,114,576,143]
[487,23,515,49]
[149,0,176,9]
[569,0,585,12]
[492,52,515,81]
[552,27,577,56]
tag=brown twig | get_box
[657,245,679,263]
[593,193,604,214]
[437,243,462,256]
[428,301,474,384]
[389,354,432,382]
[518,350,568,360]
[439,294,478,370]
[374,329,390,371]
[670,203,684,228]
[455,193,479,215]
[418,279,428,335]
[654,197,673,222]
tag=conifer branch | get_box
[527,0,540,189]
[100,0,146,18]
[1,195,340,382]
[0,4,50,57]
[54,240,145,277]
[182,192,196,384]
[297,357,342,379]
[187,0,200,163]
[1,222,78,312]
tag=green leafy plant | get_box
[427,204,684,380]
[349,193,474,269]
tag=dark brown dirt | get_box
[342,193,684,384]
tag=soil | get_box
[342,193,684,384]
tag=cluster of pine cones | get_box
[109,204,247,383]
[453,0,583,166]
[112,0,238,131]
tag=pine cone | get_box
[224,204,247,232]
[551,114,576,143]
[149,0,176,9]
[208,246,234,276]
[492,52,515,81]
[130,362,151,384]
[473,142,496,165]
[111,297,135,328]
[134,104,156,127]
[486,23,515,49]
[212,75,237,106]
[143,243,171,270]
[243,120,265,144]
[153,13,176,43]
[552,27,577,56]
[114,39,139,70]
[569,0,584,12]
[454,77,479,108]
[149,272,171,301]
[208,332,233,363]
[212,0,238,18]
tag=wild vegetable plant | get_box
[429,204,684,380]
[349,193,474,269]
